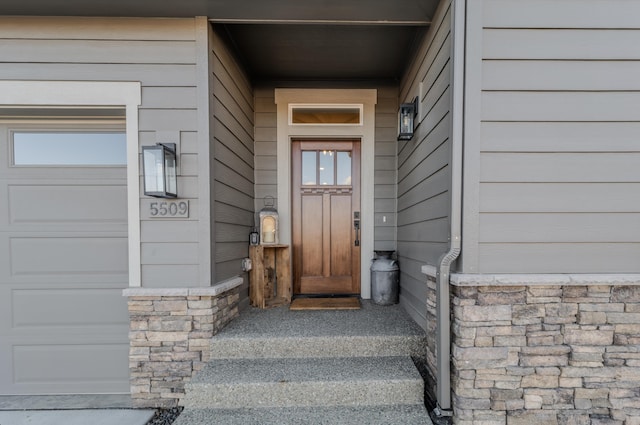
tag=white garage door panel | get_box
[0,123,130,395]
[8,184,127,225]
[12,288,129,329]
[10,237,128,277]
[12,344,129,393]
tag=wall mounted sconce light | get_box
[249,227,260,245]
[142,143,177,198]
[397,96,418,141]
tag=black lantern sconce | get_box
[142,143,178,198]
[397,96,418,141]
[259,196,279,245]
[249,227,260,246]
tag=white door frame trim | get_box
[0,80,142,286]
[274,88,377,299]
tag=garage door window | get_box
[13,131,126,166]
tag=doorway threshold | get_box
[289,297,361,310]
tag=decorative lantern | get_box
[397,96,418,141]
[259,196,279,245]
[142,143,177,198]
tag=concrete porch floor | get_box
[220,299,426,341]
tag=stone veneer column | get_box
[445,274,640,425]
[123,278,242,408]
[420,267,439,409]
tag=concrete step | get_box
[173,405,434,425]
[210,334,426,359]
[183,356,424,409]
[209,302,428,359]
[180,303,432,423]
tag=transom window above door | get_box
[302,149,352,186]
[290,104,362,125]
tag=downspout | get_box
[434,0,465,415]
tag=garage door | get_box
[0,121,130,395]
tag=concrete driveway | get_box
[0,409,155,425]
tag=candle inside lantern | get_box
[262,216,275,243]
[402,115,411,133]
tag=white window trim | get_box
[275,88,377,299]
[0,81,142,286]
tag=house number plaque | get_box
[143,200,189,218]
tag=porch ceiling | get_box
[219,24,429,82]
[0,0,440,82]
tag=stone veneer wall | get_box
[123,278,242,408]
[423,270,439,409]
[448,275,640,425]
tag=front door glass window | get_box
[319,151,334,185]
[302,151,317,185]
[301,149,352,186]
[336,151,352,185]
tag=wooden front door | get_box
[292,140,361,295]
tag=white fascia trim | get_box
[0,80,142,287]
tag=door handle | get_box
[354,218,360,247]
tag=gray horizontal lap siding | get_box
[397,0,453,329]
[0,16,205,288]
[211,27,255,305]
[374,86,399,252]
[478,0,640,273]
[253,88,277,210]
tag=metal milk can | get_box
[371,250,399,305]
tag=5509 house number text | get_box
[144,200,189,218]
